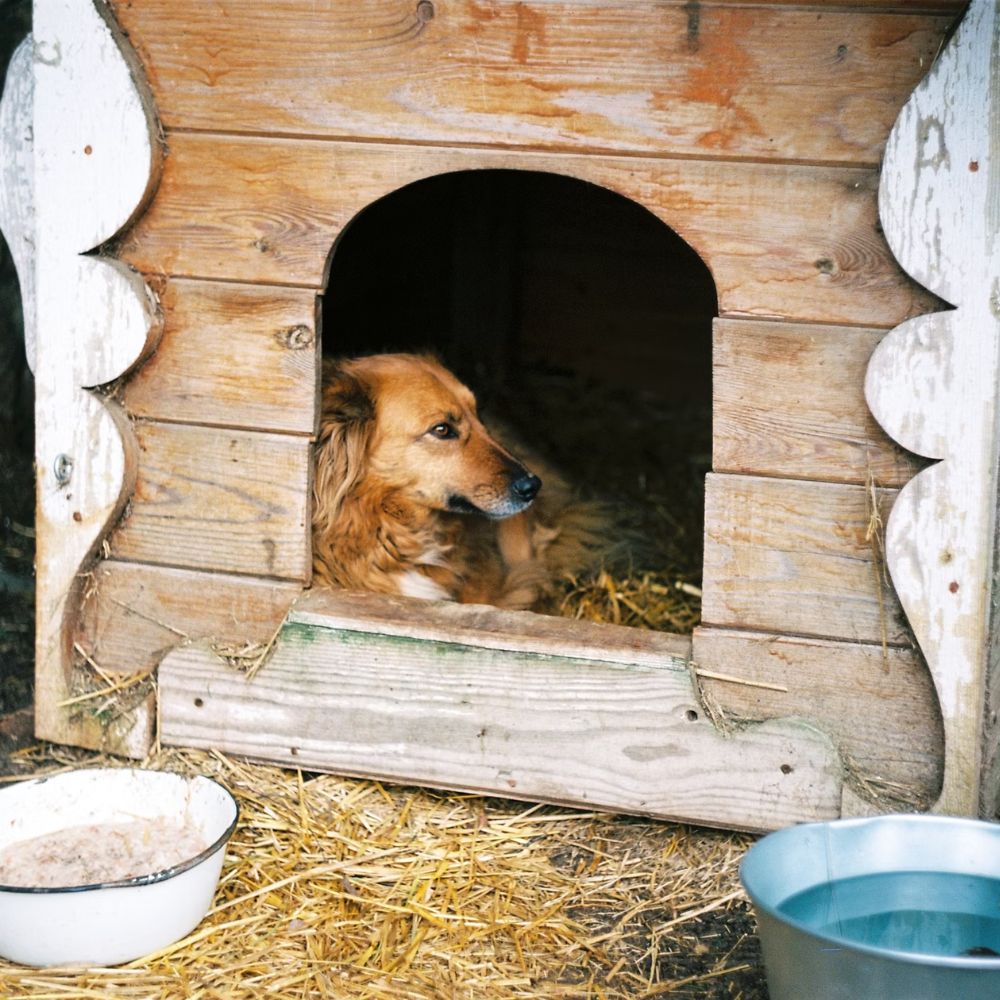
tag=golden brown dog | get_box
[312,353,603,610]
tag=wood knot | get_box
[416,1,434,23]
[277,325,314,350]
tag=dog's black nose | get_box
[511,473,541,503]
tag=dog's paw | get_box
[496,560,551,611]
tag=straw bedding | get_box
[491,367,710,635]
[0,745,767,999]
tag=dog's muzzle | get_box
[446,470,542,518]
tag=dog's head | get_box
[316,353,540,519]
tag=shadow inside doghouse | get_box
[322,169,718,633]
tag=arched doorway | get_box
[323,169,717,633]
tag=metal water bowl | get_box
[740,814,1000,1000]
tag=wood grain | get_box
[293,587,692,668]
[108,421,312,581]
[118,134,937,328]
[110,0,956,167]
[713,318,923,486]
[693,626,942,806]
[123,279,319,434]
[865,0,998,817]
[158,618,844,832]
[701,472,907,644]
[78,560,301,675]
[32,0,161,755]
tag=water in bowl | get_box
[779,871,1000,959]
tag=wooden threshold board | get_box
[159,589,844,832]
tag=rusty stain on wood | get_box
[110,0,960,166]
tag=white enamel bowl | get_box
[0,768,238,967]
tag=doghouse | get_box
[2,0,995,831]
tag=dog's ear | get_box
[320,360,375,427]
[313,363,376,527]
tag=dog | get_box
[311,353,609,610]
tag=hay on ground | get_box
[0,745,766,999]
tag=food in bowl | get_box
[0,767,239,967]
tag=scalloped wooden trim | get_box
[30,0,162,754]
[0,37,35,373]
[866,0,999,815]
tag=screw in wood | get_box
[53,453,74,487]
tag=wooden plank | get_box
[123,279,319,434]
[118,134,938,328]
[292,588,693,668]
[713,318,922,486]
[158,616,844,832]
[865,0,999,817]
[108,421,312,581]
[692,626,942,808]
[78,561,301,675]
[109,1,955,167]
[701,472,907,644]
[716,1,962,7]
[31,0,161,755]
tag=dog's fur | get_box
[312,353,608,610]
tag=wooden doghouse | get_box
[3,0,997,831]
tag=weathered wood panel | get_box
[701,472,906,644]
[30,0,161,755]
[159,595,844,832]
[78,561,301,675]
[0,38,35,372]
[118,134,937,328]
[713,318,922,486]
[110,0,955,167]
[866,0,997,817]
[292,588,692,666]
[986,535,1000,818]
[123,279,319,434]
[692,626,942,807]
[109,421,312,581]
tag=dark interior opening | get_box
[322,169,717,632]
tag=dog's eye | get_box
[428,422,458,440]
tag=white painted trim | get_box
[866,0,999,816]
[0,36,35,372]
[32,0,161,750]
